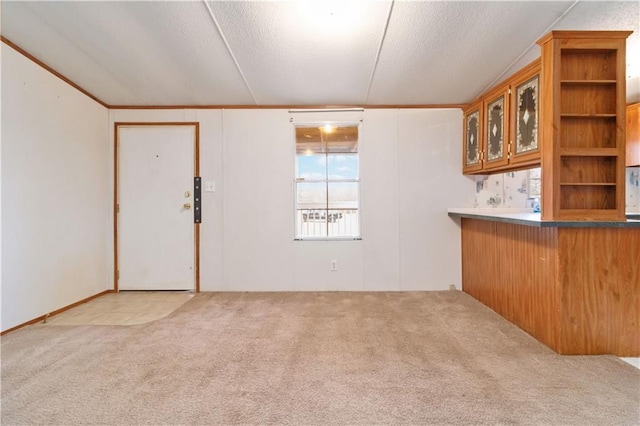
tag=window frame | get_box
[293,120,362,241]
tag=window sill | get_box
[294,237,362,242]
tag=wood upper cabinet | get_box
[462,59,541,174]
[509,62,541,166]
[628,102,640,167]
[483,84,510,171]
[538,31,631,221]
[462,101,483,173]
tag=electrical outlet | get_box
[331,260,338,271]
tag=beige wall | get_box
[2,44,110,331]
[110,108,475,291]
[1,42,479,331]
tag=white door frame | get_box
[114,122,200,292]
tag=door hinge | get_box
[194,177,202,224]
[116,270,119,280]
[117,204,120,213]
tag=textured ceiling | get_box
[1,0,639,107]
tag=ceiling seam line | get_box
[202,0,260,106]
[476,0,580,98]
[364,0,395,105]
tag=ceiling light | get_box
[295,0,363,37]
[321,124,336,133]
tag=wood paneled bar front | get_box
[449,211,640,356]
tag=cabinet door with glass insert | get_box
[483,85,510,170]
[462,101,483,174]
[510,63,541,166]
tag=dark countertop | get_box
[448,208,640,228]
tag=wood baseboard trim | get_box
[0,290,115,336]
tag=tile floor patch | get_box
[44,292,194,326]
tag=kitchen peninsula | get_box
[452,30,638,356]
[448,209,639,356]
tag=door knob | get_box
[183,203,191,210]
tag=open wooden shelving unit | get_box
[538,31,631,221]
[628,102,640,166]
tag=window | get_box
[295,123,360,239]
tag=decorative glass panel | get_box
[466,110,480,166]
[486,96,505,161]
[515,75,539,154]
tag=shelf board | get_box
[560,80,617,84]
[559,148,619,156]
[560,113,616,118]
[556,210,624,222]
[558,209,620,215]
[559,182,616,186]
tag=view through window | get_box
[295,123,360,239]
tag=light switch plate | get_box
[204,181,215,192]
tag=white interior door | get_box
[118,125,195,290]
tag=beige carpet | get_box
[1,291,639,425]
